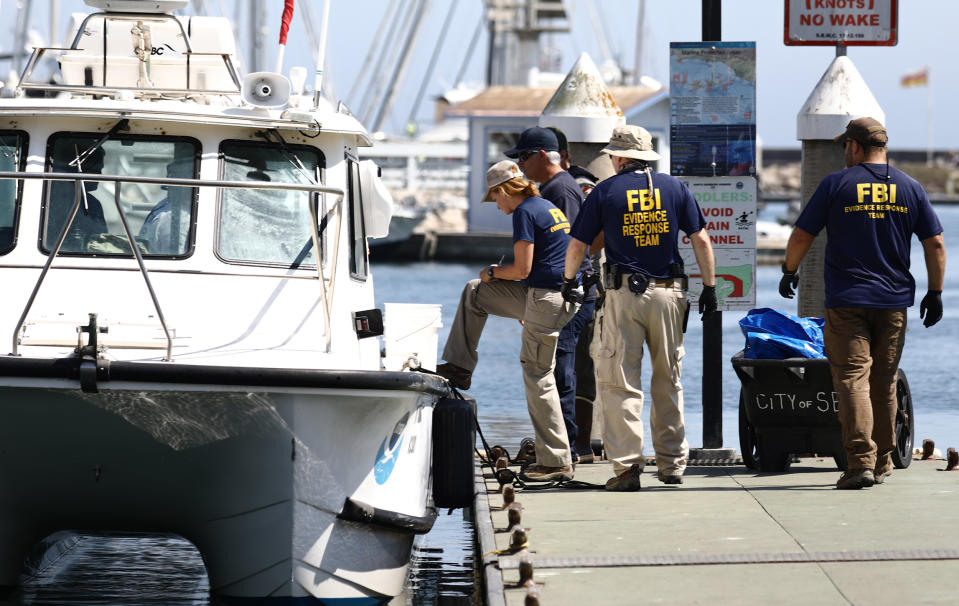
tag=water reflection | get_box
[17,533,208,605]
[405,512,478,605]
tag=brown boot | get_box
[436,362,472,390]
[519,464,573,482]
[605,464,641,492]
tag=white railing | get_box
[0,171,343,361]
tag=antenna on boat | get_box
[275,0,294,73]
[312,0,330,110]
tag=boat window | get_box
[217,141,324,267]
[0,131,27,254]
[42,133,199,256]
[347,156,368,280]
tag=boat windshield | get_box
[217,140,324,267]
[0,131,27,254]
[42,133,199,257]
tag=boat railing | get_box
[16,47,243,100]
[0,171,344,362]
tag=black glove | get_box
[919,290,943,327]
[779,263,799,298]
[699,285,717,317]
[561,276,582,304]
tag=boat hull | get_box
[0,361,447,604]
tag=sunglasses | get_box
[517,150,539,162]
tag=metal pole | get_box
[371,0,432,133]
[702,0,723,450]
[702,0,721,41]
[247,0,257,72]
[50,0,59,48]
[634,0,646,84]
[406,0,459,133]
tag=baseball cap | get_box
[482,160,523,202]
[544,126,568,152]
[504,126,559,158]
[833,117,888,147]
[600,125,660,161]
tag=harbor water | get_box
[12,204,959,604]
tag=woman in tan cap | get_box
[437,160,581,482]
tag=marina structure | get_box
[0,0,457,603]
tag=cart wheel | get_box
[757,440,791,472]
[739,392,759,470]
[892,370,914,469]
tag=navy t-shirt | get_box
[795,163,943,309]
[540,170,593,275]
[570,169,705,278]
[512,196,571,289]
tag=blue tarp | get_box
[739,308,826,359]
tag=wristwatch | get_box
[487,265,495,278]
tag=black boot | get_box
[436,362,472,390]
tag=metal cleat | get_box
[507,501,523,527]
[947,448,958,471]
[495,456,509,471]
[509,527,529,552]
[518,554,535,589]
[502,484,515,506]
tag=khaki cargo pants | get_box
[591,282,689,476]
[442,278,579,467]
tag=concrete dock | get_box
[474,457,959,605]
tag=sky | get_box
[2,0,956,150]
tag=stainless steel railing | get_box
[0,171,344,361]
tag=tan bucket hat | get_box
[482,160,523,201]
[601,124,660,161]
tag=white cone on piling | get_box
[539,52,625,143]
[797,55,885,140]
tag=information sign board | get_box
[669,42,756,178]
[784,0,898,46]
[678,176,757,312]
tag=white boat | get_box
[0,1,457,603]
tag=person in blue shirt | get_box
[781,117,946,490]
[437,160,580,482]
[506,126,597,465]
[563,125,717,491]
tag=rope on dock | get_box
[497,548,959,570]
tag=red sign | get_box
[784,0,898,46]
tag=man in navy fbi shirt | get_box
[563,124,717,491]
[781,116,946,490]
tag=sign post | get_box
[670,29,756,453]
